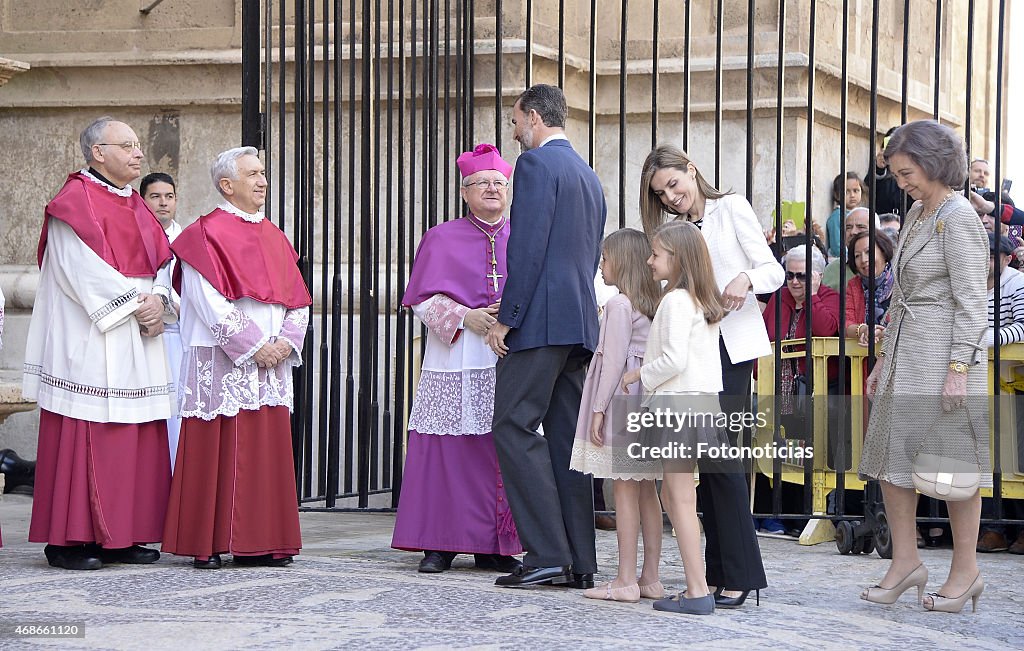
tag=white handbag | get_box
[911,452,981,501]
[911,415,981,502]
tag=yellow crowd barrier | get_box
[754,338,1024,516]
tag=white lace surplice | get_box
[177,262,309,421]
[408,294,497,436]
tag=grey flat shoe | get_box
[653,592,715,615]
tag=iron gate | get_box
[239,0,1013,522]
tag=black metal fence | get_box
[241,0,1016,535]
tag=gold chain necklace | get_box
[908,190,955,235]
[467,214,507,292]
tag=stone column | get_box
[0,55,30,495]
[0,57,29,88]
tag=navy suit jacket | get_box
[498,139,607,353]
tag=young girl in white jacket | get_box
[621,221,728,616]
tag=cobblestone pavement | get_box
[0,494,1021,650]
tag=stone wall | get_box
[0,0,1009,454]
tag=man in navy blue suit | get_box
[485,84,606,588]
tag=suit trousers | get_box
[697,338,768,591]
[492,344,597,573]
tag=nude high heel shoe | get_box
[860,563,928,604]
[923,574,984,613]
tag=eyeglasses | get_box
[463,179,508,190]
[97,141,143,152]
[785,271,808,282]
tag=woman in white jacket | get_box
[639,145,784,608]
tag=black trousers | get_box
[697,338,768,591]
[492,345,597,573]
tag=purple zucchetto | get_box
[456,143,513,179]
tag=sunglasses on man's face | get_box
[785,271,808,282]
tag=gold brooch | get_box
[936,220,945,233]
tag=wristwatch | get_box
[948,361,969,374]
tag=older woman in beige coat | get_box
[859,120,989,614]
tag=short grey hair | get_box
[211,146,259,196]
[784,244,826,275]
[884,120,968,188]
[846,206,882,228]
[80,116,116,163]
[516,84,567,128]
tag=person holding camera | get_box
[869,126,910,216]
[969,159,992,196]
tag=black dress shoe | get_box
[44,544,102,571]
[262,555,294,567]
[97,545,160,564]
[552,572,595,589]
[418,551,456,573]
[232,554,261,566]
[193,554,223,569]
[233,554,294,567]
[0,448,36,494]
[474,554,523,573]
[714,589,760,608]
[494,564,570,587]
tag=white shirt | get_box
[164,220,183,242]
[987,265,1024,347]
[163,220,183,333]
[538,133,570,148]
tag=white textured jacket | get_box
[641,289,723,395]
[693,194,785,363]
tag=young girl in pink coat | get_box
[570,228,664,603]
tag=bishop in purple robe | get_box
[391,144,523,573]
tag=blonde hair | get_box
[651,222,725,325]
[602,228,662,320]
[639,145,731,241]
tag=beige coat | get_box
[859,194,991,488]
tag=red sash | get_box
[41,172,171,277]
[171,208,312,309]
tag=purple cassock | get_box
[391,214,522,557]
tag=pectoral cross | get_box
[467,214,507,294]
[487,269,503,292]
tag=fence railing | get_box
[242,0,1012,514]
